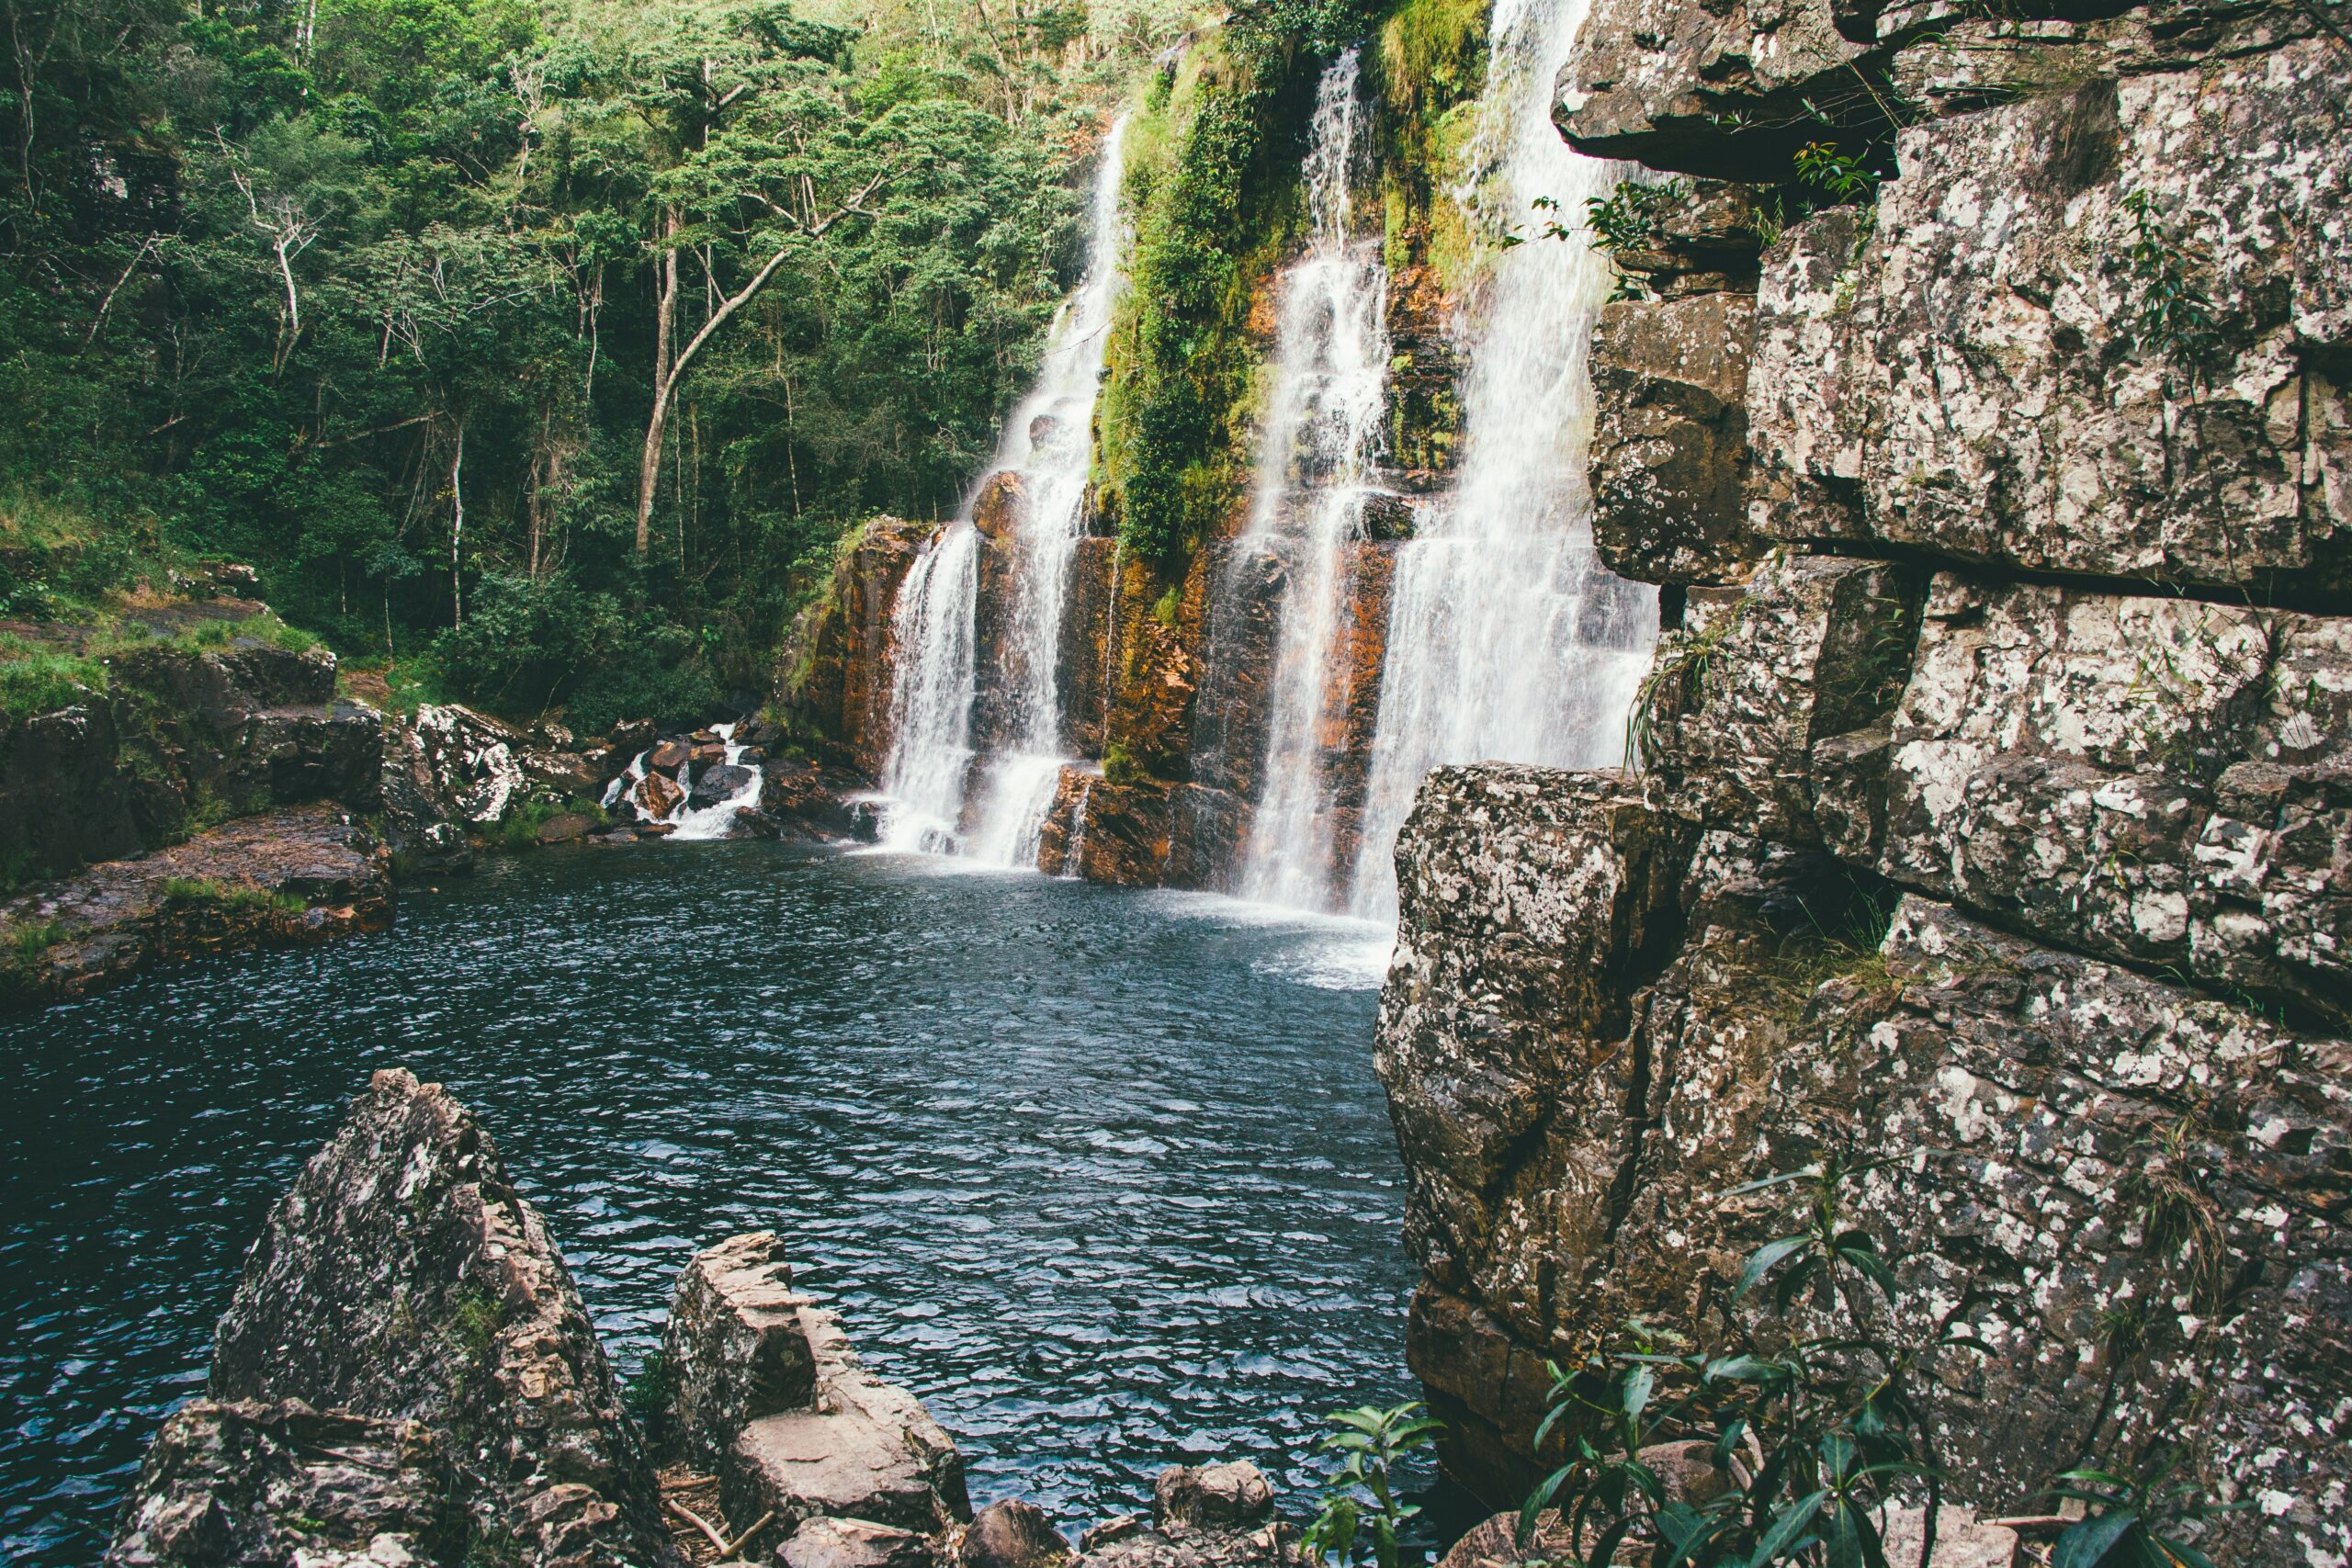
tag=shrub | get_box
[1304,1402,1443,1568]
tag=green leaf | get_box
[1747,1493,1828,1568]
[1623,1365,1656,1422]
[1734,1236,1812,1301]
[2052,1511,2141,1568]
[1718,1167,1820,1200]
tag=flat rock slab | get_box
[721,1306,967,1537]
[0,802,390,1003]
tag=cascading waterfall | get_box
[602,721,766,840]
[878,117,1130,862]
[1345,0,1658,920]
[1233,50,1391,911]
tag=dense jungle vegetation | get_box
[2,0,1391,730]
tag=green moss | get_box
[1102,742,1142,786]
[0,643,107,720]
[1374,0,1489,276]
[158,875,305,914]
[495,795,611,852]
[1095,25,1317,568]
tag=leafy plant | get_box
[621,1348,675,1452]
[1625,600,1742,773]
[1793,143,1876,206]
[2045,1461,2249,1568]
[2117,190,2222,392]
[1304,1402,1445,1568]
[1513,1157,1951,1568]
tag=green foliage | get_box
[495,794,610,850]
[1625,600,1741,773]
[1,0,1164,725]
[1303,1402,1443,1568]
[2117,190,2222,393]
[621,1348,675,1451]
[6,919,69,964]
[1099,19,1328,565]
[1580,178,1691,255]
[2046,1461,2247,1568]
[0,643,109,721]
[159,875,306,912]
[1792,141,1876,205]
[1102,741,1142,786]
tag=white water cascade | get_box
[1233,51,1391,911]
[877,116,1130,863]
[1345,0,1658,920]
[602,721,767,840]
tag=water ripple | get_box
[0,842,1413,1565]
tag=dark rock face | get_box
[0,802,391,1003]
[106,1399,455,1568]
[1589,292,1757,585]
[689,762,756,809]
[0,641,380,882]
[201,1068,673,1568]
[776,517,937,778]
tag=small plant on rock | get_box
[2045,1459,2247,1568]
[1304,1401,1445,1568]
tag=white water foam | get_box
[1345,0,1659,921]
[1233,50,1393,914]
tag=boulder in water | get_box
[973,471,1025,540]
[690,762,755,809]
[648,739,690,775]
[962,1501,1070,1568]
[122,1067,675,1568]
[1151,1465,1272,1531]
[536,810,599,845]
[663,1232,818,1465]
[637,770,684,818]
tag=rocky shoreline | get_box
[0,634,882,1005]
[107,1070,1301,1568]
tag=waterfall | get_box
[1345,0,1658,920]
[1233,51,1391,912]
[877,116,1130,861]
[602,721,766,840]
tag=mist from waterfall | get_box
[1345,0,1658,920]
[878,117,1130,859]
[1234,50,1391,911]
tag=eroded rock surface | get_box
[196,1068,673,1567]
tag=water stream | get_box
[0,845,1407,1567]
[1345,0,1659,921]
[882,118,1131,863]
[1233,51,1392,914]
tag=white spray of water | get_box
[1345,0,1658,920]
[877,116,1131,863]
[602,721,765,840]
[1234,49,1392,913]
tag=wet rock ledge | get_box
[108,1069,1295,1568]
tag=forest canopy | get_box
[1,0,1214,727]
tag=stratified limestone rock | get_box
[1589,291,1758,585]
[1059,777,1173,887]
[776,517,937,778]
[960,1501,1070,1568]
[1880,574,2352,1024]
[663,1232,818,1466]
[1753,50,2351,596]
[1072,1465,1287,1568]
[0,802,392,1003]
[718,1301,968,1540]
[205,1068,673,1568]
[1377,765,1696,1379]
[105,1399,455,1568]
[1150,1464,1272,1531]
[1552,0,1868,178]
[1744,209,1871,547]
[786,1517,946,1568]
[1377,773,2349,1560]
[1644,553,1923,844]
[0,639,381,881]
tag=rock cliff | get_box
[1375,3,2348,1562]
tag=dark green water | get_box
[0,841,1413,1565]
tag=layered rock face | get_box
[1377,4,2348,1562]
[779,517,940,779]
[0,639,379,880]
[125,1068,677,1567]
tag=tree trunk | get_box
[636,211,682,554]
[448,424,466,626]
